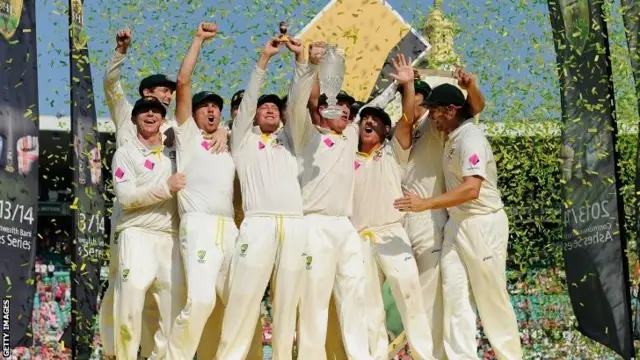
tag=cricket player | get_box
[101,28,177,360]
[400,69,484,360]
[394,83,523,360]
[161,22,238,360]
[216,37,307,360]
[111,96,186,360]
[352,54,435,360]
[304,52,409,360]
[287,41,372,360]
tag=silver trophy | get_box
[318,44,346,119]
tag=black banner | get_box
[60,0,107,357]
[0,0,40,351]
[548,0,634,358]
[621,0,640,339]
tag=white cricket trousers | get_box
[403,210,447,360]
[165,213,238,360]
[441,210,522,360]
[361,223,435,360]
[99,201,160,358]
[114,227,186,360]
[298,215,372,360]
[217,215,307,360]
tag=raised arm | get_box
[351,75,400,127]
[104,29,133,131]
[389,54,416,151]
[456,67,485,116]
[285,40,322,152]
[308,74,322,126]
[230,39,281,151]
[112,149,184,209]
[175,22,218,126]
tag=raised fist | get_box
[309,41,326,65]
[197,22,218,40]
[115,29,132,53]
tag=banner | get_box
[547,0,634,357]
[296,0,430,101]
[0,0,40,351]
[620,0,640,339]
[60,0,107,356]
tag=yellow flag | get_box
[296,0,430,101]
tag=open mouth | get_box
[207,115,216,124]
[143,118,157,125]
[364,126,374,134]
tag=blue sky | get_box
[33,0,561,121]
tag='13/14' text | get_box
[0,201,34,226]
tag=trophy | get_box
[318,44,346,119]
[278,21,289,43]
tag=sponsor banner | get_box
[548,0,634,357]
[59,0,107,357]
[0,0,40,349]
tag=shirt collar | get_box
[134,137,164,157]
[251,122,284,136]
[316,125,346,138]
[411,111,430,134]
[448,118,474,141]
[356,141,385,159]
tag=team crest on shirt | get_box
[121,268,130,281]
[271,137,284,148]
[305,256,313,270]
[197,250,206,264]
[240,243,248,257]
[447,147,456,161]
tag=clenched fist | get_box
[115,29,132,54]
[197,22,218,40]
[167,173,186,192]
[309,41,326,65]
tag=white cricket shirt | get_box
[175,118,235,217]
[401,112,448,225]
[443,119,503,215]
[286,62,358,217]
[112,138,179,234]
[351,137,409,232]
[231,65,303,216]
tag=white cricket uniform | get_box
[287,61,371,360]
[216,65,307,360]
[323,81,401,360]
[441,119,522,360]
[111,138,185,360]
[101,51,173,358]
[352,136,435,360]
[401,112,448,359]
[164,117,238,360]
